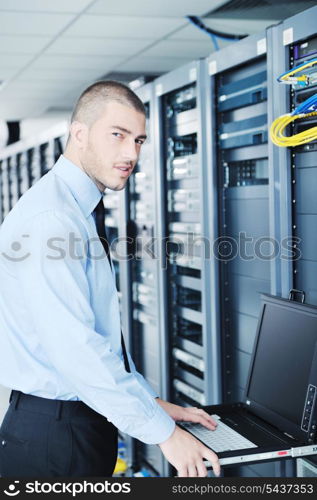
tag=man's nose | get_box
[122,138,138,162]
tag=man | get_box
[0,81,220,478]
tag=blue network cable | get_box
[186,15,246,51]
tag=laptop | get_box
[178,294,317,467]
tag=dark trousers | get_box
[0,391,118,477]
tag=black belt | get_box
[9,390,101,421]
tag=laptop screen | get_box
[245,295,317,440]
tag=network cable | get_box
[270,111,317,147]
[277,58,317,86]
[186,16,246,52]
[270,60,317,147]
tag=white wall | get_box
[20,110,70,140]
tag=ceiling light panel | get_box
[0,68,18,80]
[45,36,153,57]
[87,0,229,17]
[64,15,185,38]
[0,53,35,68]
[0,35,51,54]
[116,56,191,73]
[0,12,74,36]
[142,39,215,59]
[19,66,118,82]
[29,54,125,71]
[0,0,92,13]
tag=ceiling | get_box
[0,0,315,120]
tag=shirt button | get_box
[1,440,6,447]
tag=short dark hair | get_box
[70,80,146,126]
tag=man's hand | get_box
[155,399,220,477]
[156,398,218,430]
[158,425,220,477]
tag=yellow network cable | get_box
[270,111,317,147]
[271,61,317,147]
[278,59,317,86]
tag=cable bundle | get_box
[277,58,317,86]
[270,111,317,147]
[270,60,317,147]
[186,16,246,51]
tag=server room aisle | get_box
[1,0,317,479]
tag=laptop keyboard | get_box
[181,414,257,452]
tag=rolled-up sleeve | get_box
[14,210,175,445]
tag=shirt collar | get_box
[52,155,103,218]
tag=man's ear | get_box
[69,120,88,150]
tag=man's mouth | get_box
[114,165,132,177]
[115,166,130,172]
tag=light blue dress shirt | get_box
[0,154,175,445]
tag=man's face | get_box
[81,101,146,191]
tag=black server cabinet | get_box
[272,7,317,475]
[125,86,165,476]
[154,61,221,418]
[215,56,270,403]
[289,36,317,305]
[0,127,67,223]
[162,82,206,407]
[1,158,10,218]
[8,155,19,209]
[207,33,275,477]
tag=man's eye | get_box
[136,139,145,145]
[112,132,122,138]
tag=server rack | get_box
[18,151,31,197]
[118,83,167,477]
[102,170,129,477]
[0,122,68,223]
[269,4,317,476]
[207,31,271,405]
[286,10,317,306]
[0,158,10,220]
[154,61,222,423]
[8,155,19,209]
